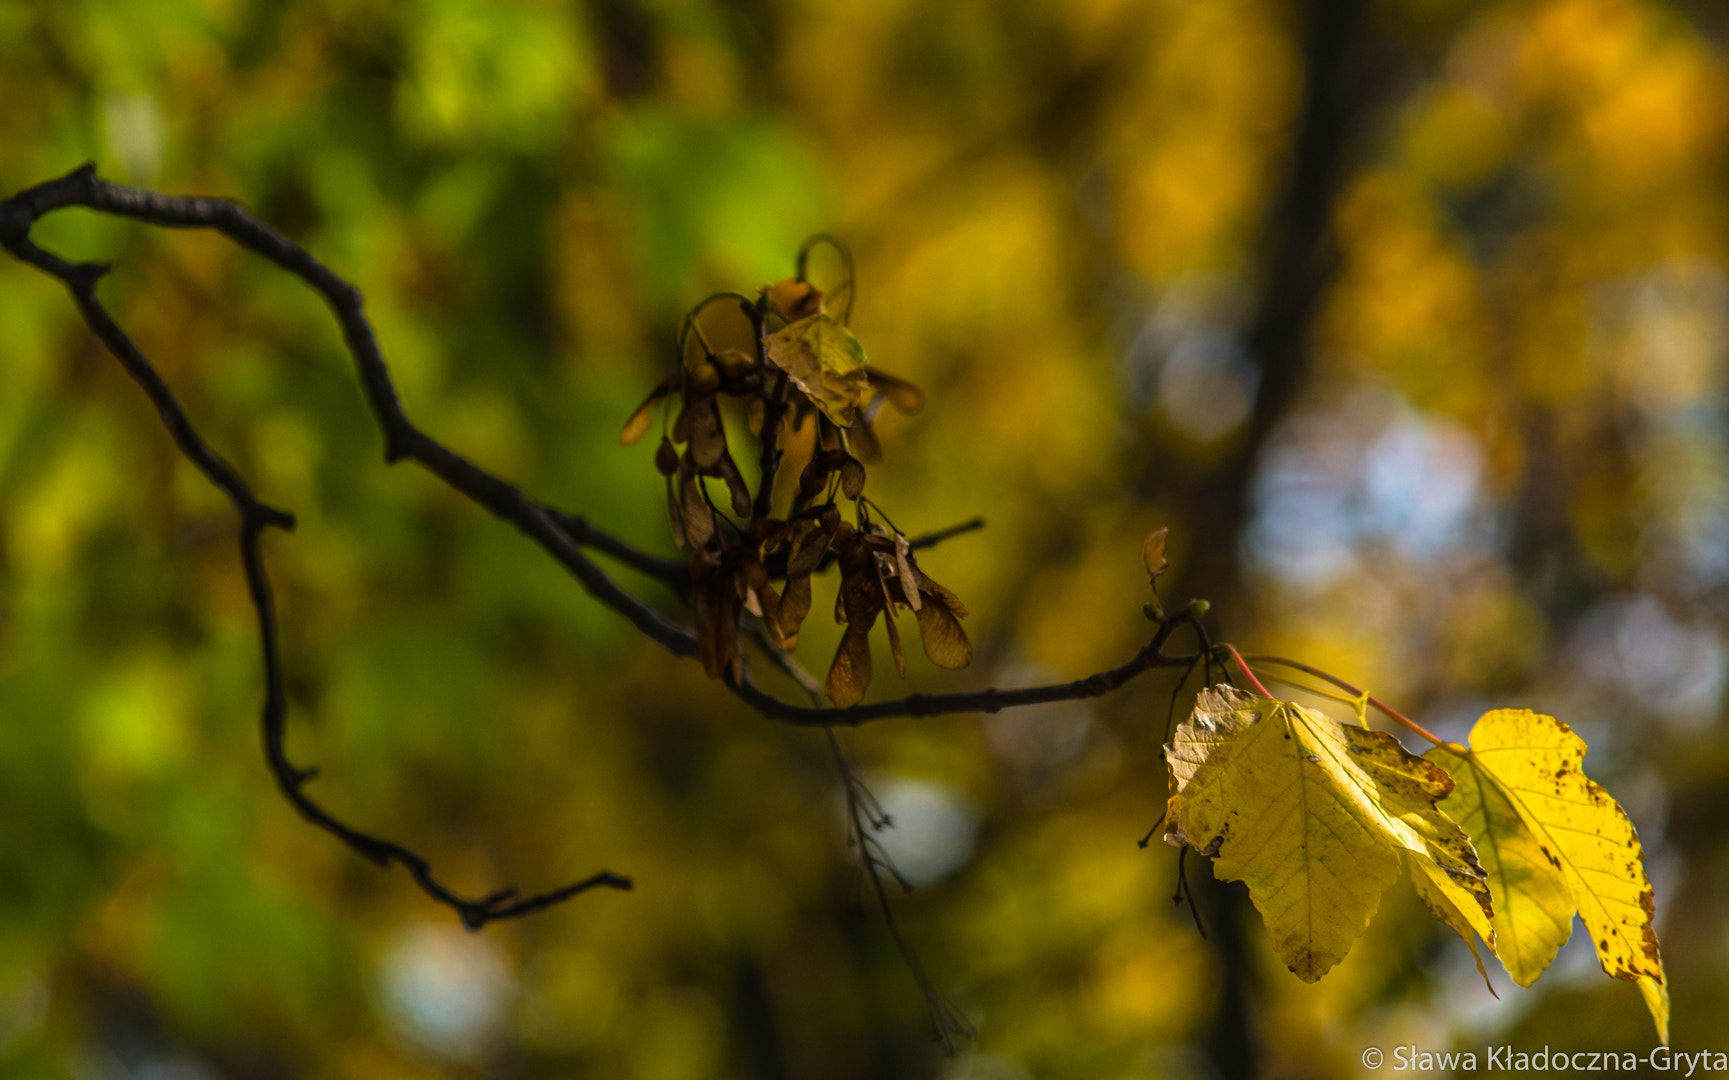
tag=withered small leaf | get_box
[826,623,873,709]
[893,533,921,611]
[738,556,780,626]
[692,546,740,681]
[883,609,906,677]
[715,348,757,378]
[763,314,874,428]
[622,373,679,445]
[688,360,721,398]
[784,517,837,579]
[654,436,679,476]
[690,398,728,470]
[678,455,716,549]
[876,561,907,678]
[848,415,883,463]
[1144,527,1169,580]
[766,278,825,323]
[775,576,812,647]
[914,580,971,669]
[712,451,753,517]
[839,455,866,499]
[799,451,835,500]
[863,366,925,414]
[924,579,969,619]
[665,476,686,548]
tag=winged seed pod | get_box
[621,249,967,708]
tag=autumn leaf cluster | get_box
[1164,682,1669,1042]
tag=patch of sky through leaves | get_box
[1246,390,1491,588]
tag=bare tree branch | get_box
[1,164,1208,929]
[907,516,985,552]
[727,618,1192,726]
[1,165,637,928]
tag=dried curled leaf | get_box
[763,314,873,428]
[1165,686,1487,982]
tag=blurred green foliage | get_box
[4,0,1729,1076]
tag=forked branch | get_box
[0,164,1208,926]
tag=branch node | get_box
[70,261,114,291]
[254,503,296,531]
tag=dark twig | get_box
[744,622,825,702]
[727,618,1195,726]
[795,234,856,325]
[1,165,635,927]
[762,514,984,580]
[1174,847,1207,939]
[751,622,970,1052]
[1137,812,1165,850]
[825,729,974,1055]
[906,516,985,551]
[545,507,688,589]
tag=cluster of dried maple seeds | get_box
[622,263,972,707]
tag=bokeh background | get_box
[3,0,1729,1075]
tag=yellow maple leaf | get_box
[762,313,873,428]
[1424,709,1668,1044]
[1640,976,1671,1048]
[1409,849,1499,996]
[1422,739,1573,988]
[1165,686,1486,981]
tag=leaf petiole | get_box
[1234,653,1457,750]
[1218,644,1273,697]
[1254,669,1370,716]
